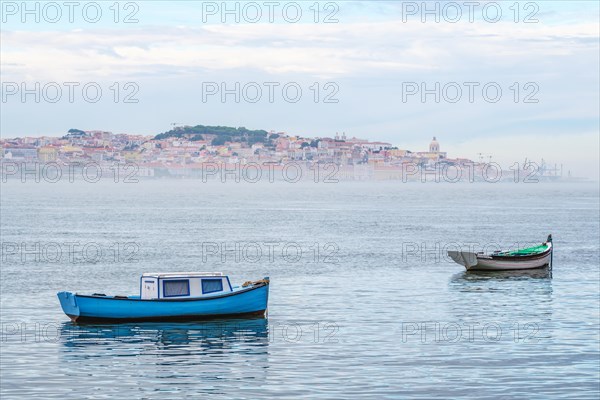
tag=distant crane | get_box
[476,153,493,164]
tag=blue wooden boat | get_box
[57,272,269,323]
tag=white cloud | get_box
[2,19,597,81]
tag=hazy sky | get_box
[1,1,599,176]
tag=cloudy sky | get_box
[1,1,599,176]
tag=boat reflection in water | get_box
[59,317,270,391]
[60,316,269,350]
[452,267,553,284]
[449,266,553,298]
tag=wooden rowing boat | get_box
[448,235,553,271]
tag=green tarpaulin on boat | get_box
[499,244,549,256]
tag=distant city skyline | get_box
[0,124,589,179]
[2,127,573,183]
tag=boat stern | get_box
[57,291,80,322]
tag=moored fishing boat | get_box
[57,272,269,322]
[448,235,553,271]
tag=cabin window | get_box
[163,279,190,297]
[202,278,223,294]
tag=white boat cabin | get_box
[140,272,232,300]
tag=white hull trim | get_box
[467,252,551,271]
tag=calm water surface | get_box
[1,181,599,399]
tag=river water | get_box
[1,180,599,399]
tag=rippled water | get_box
[1,181,599,399]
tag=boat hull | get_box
[57,284,269,323]
[448,242,552,271]
[468,251,551,271]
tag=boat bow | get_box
[447,251,478,268]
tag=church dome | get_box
[429,137,440,153]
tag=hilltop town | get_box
[0,125,562,181]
